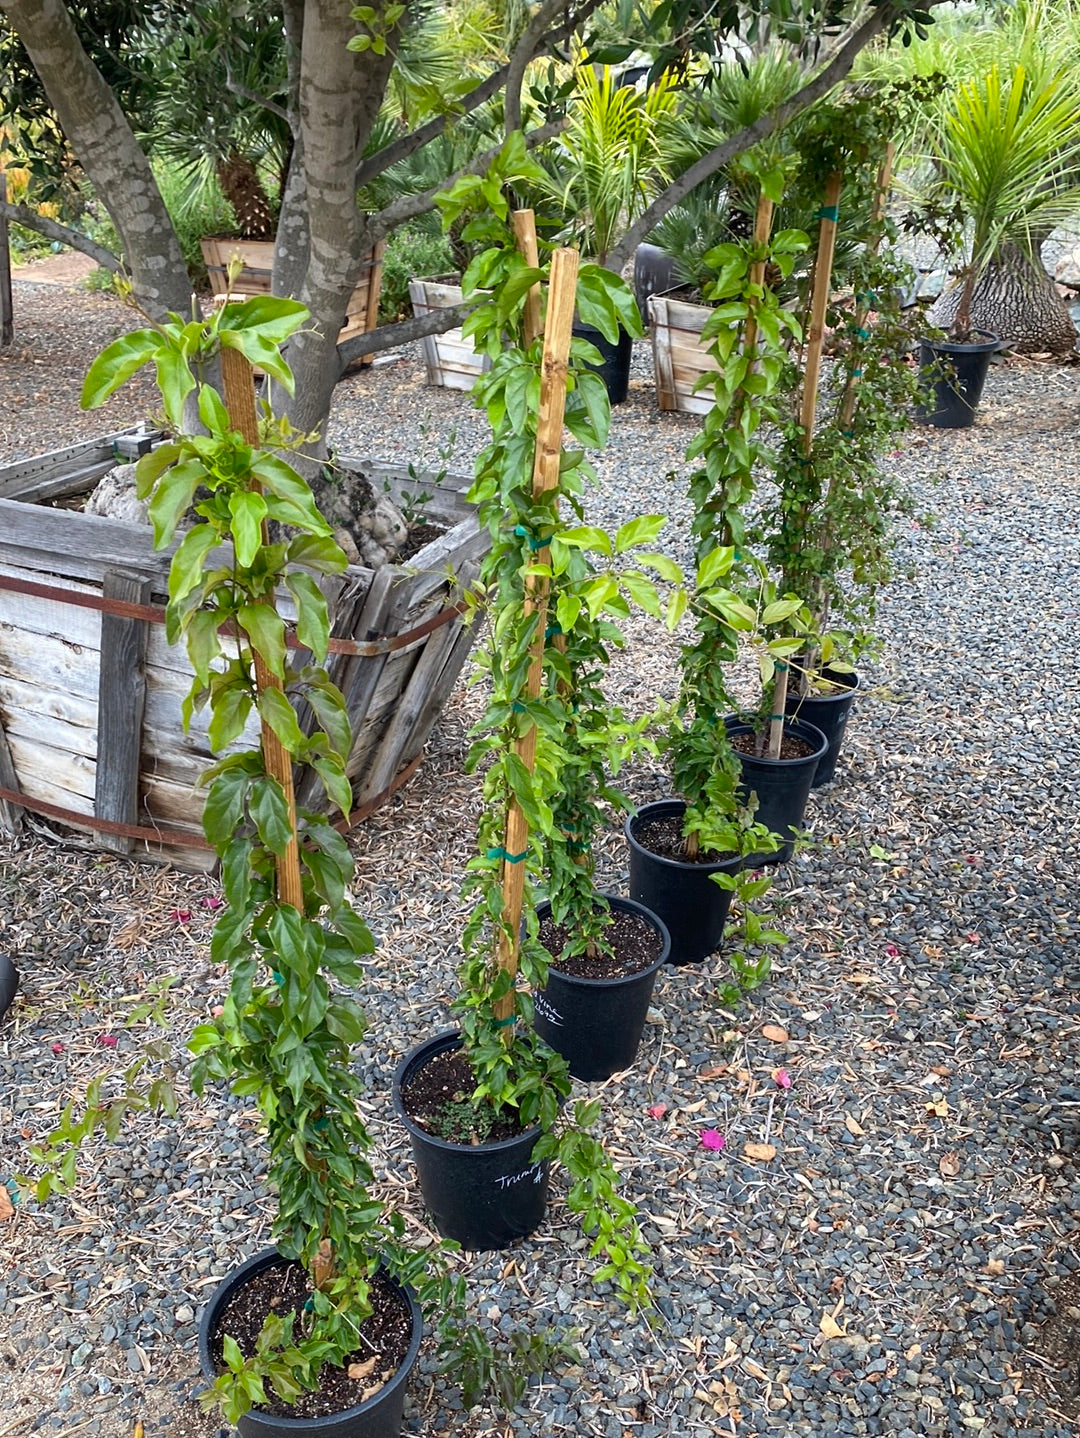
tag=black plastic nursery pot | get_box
[0,954,18,1024]
[573,321,634,405]
[624,799,743,965]
[392,1030,551,1251]
[632,242,678,327]
[197,1248,422,1438]
[916,333,999,430]
[725,717,828,865]
[784,668,859,788]
[532,895,670,1082]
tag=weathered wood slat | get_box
[650,291,718,415]
[0,439,487,864]
[408,279,490,389]
[95,571,153,854]
[0,707,23,835]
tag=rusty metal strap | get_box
[0,571,468,656]
[0,752,424,853]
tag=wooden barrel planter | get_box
[199,238,385,371]
[0,434,488,870]
[649,288,718,415]
[407,277,490,390]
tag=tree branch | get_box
[365,118,566,248]
[336,298,472,368]
[0,203,124,273]
[225,74,290,126]
[354,0,601,189]
[506,0,598,134]
[606,0,950,273]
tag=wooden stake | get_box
[836,145,895,433]
[220,345,305,912]
[770,172,842,761]
[511,209,543,349]
[799,171,843,457]
[493,247,579,1031]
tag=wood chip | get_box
[347,1355,377,1381]
[0,1187,13,1221]
[761,1024,789,1043]
[938,1151,961,1177]
[744,1141,777,1161]
[844,1113,865,1137]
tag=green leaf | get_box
[614,515,666,553]
[761,598,802,625]
[81,330,160,409]
[229,491,268,569]
[665,587,687,631]
[558,526,611,555]
[238,603,287,678]
[203,768,252,848]
[258,687,306,755]
[695,546,734,589]
[284,572,330,662]
[152,346,197,428]
[207,685,253,751]
[147,459,205,549]
[219,296,309,343]
[305,684,351,761]
[286,533,349,575]
[250,776,293,856]
[620,573,661,618]
[251,456,332,535]
[169,523,219,606]
[197,383,232,436]
[636,551,682,584]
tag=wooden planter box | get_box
[649,288,719,415]
[0,435,488,870]
[407,277,490,390]
[200,238,384,369]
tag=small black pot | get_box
[392,1031,550,1251]
[916,333,999,429]
[725,717,828,864]
[198,1249,422,1438]
[573,322,634,405]
[532,895,670,1081]
[625,799,742,965]
[632,243,678,327]
[0,954,19,1024]
[785,668,859,788]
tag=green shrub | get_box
[151,159,236,287]
[378,218,455,322]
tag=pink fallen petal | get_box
[699,1128,725,1152]
[170,909,193,924]
[50,1042,64,1055]
[201,896,224,910]
[647,1103,667,1120]
[97,1034,118,1048]
[773,1067,792,1090]
[885,943,900,958]
[966,933,980,945]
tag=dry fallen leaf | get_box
[360,1382,384,1403]
[0,1187,13,1222]
[925,1097,949,1118]
[985,1258,1006,1276]
[819,1313,845,1339]
[761,1024,789,1043]
[348,1356,378,1381]
[939,1151,961,1177]
[744,1141,777,1162]
[698,1064,729,1080]
[844,1113,865,1138]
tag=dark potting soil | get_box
[399,1049,527,1145]
[632,813,737,866]
[396,520,446,562]
[539,906,663,980]
[211,1258,413,1420]
[730,730,816,761]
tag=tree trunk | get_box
[928,242,1078,356]
[0,0,192,318]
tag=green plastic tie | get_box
[853,326,871,340]
[857,289,879,305]
[512,701,528,713]
[514,524,550,551]
[768,714,785,722]
[492,1014,516,1028]
[313,1116,329,1132]
[272,970,284,986]
[774,661,788,672]
[488,846,528,864]
[816,204,839,221]
[545,621,563,639]
[566,840,591,854]
[851,367,864,378]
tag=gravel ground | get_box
[1,276,1079,1438]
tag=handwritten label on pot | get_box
[533,993,563,1027]
[495,1162,545,1191]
